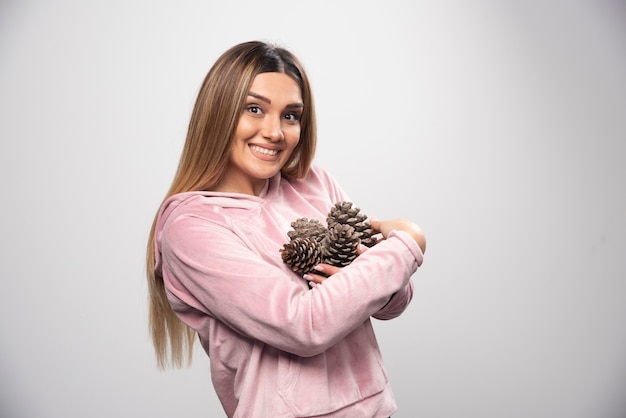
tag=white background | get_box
[1,1,625,417]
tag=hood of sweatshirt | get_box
[153,175,279,276]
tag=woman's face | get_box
[216,72,303,195]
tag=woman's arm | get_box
[160,215,423,358]
[370,217,427,254]
[306,217,425,320]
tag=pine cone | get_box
[287,218,327,243]
[321,223,360,267]
[280,237,323,275]
[327,201,377,247]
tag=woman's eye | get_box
[284,112,301,122]
[246,105,262,114]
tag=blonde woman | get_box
[147,40,426,418]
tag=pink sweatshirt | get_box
[154,165,424,418]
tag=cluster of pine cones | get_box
[280,201,377,275]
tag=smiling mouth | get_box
[250,145,279,156]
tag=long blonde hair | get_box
[146,41,317,368]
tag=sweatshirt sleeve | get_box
[160,213,423,358]
[313,166,418,321]
[372,281,414,321]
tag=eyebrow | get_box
[248,92,304,109]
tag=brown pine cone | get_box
[321,223,360,267]
[354,222,377,248]
[327,201,377,247]
[280,237,323,275]
[287,218,327,243]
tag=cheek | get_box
[234,118,256,140]
[286,127,301,148]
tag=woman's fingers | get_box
[369,217,426,253]
[303,263,341,285]
[313,263,341,277]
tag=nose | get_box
[261,116,284,142]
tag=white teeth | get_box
[250,145,278,156]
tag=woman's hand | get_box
[304,264,340,286]
[369,218,426,254]
[303,218,426,288]
[304,244,369,286]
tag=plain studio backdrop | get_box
[1,1,625,417]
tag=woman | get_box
[147,40,426,418]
